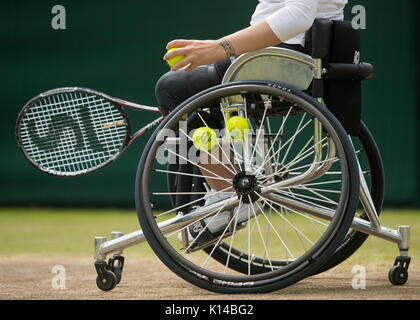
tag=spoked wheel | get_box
[136,81,360,293]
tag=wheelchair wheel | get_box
[205,122,384,276]
[135,81,359,293]
[314,121,384,273]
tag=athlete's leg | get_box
[155,59,235,192]
[155,61,229,113]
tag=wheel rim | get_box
[137,83,357,287]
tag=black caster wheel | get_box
[113,267,122,285]
[96,270,118,291]
[108,256,124,285]
[388,266,408,286]
[94,260,119,291]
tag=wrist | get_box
[217,37,237,58]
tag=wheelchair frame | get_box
[93,47,411,291]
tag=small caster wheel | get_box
[388,256,410,286]
[96,270,118,291]
[388,266,408,286]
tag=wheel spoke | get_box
[264,107,293,174]
[196,112,238,174]
[179,193,236,255]
[179,128,237,176]
[254,201,295,260]
[223,196,243,274]
[154,168,232,182]
[280,113,308,166]
[165,147,232,184]
[201,196,247,269]
[257,116,313,175]
[248,195,274,271]
[257,193,315,247]
[247,102,269,172]
[156,185,233,218]
[276,188,338,206]
[265,191,331,226]
[220,104,245,172]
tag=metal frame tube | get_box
[99,197,240,257]
[265,192,402,244]
[97,186,404,259]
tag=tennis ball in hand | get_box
[192,127,217,151]
[166,47,185,67]
[226,116,250,140]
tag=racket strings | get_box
[19,92,128,175]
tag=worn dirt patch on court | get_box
[0,256,418,300]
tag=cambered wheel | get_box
[201,122,384,276]
[136,81,360,293]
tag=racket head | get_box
[16,87,131,176]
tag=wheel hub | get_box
[233,171,261,203]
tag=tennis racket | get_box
[16,87,164,177]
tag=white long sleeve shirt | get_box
[250,0,347,46]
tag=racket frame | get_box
[16,87,163,177]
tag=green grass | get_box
[0,208,419,266]
[0,208,153,258]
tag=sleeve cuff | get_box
[266,1,318,42]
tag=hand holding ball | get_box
[166,47,185,68]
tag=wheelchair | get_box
[93,20,411,293]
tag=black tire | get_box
[388,266,408,286]
[167,162,178,208]
[96,270,118,292]
[113,267,122,285]
[135,81,360,293]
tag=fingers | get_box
[170,55,197,73]
[163,47,187,61]
[183,63,197,73]
[166,39,191,50]
[163,39,204,72]
[170,56,192,72]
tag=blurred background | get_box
[1,0,419,209]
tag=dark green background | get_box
[1,1,419,208]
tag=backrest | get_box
[221,47,317,90]
[306,19,363,136]
[305,19,334,59]
[305,19,360,63]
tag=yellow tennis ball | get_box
[192,127,217,151]
[226,116,250,140]
[166,47,185,67]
